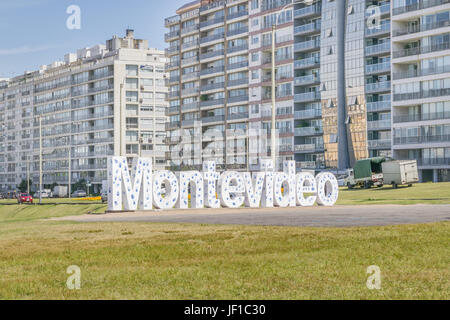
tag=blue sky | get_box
[0,0,188,77]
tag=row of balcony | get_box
[394,19,450,37]
[393,88,450,101]
[394,134,450,145]
[393,42,450,59]
[393,111,450,123]
[393,0,450,16]
[393,64,450,81]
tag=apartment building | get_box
[166,0,449,181]
[391,0,450,182]
[165,0,297,171]
[0,30,168,193]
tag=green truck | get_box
[344,157,385,189]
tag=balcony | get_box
[393,111,450,123]
[368,139,392,149]
[294,92,321,102]
[365,81,391,94]
[181,24,199,35]
[228,112,248,121]
[228,61,248,70]
[181,102,200,112]
[295,127,323,136]
[394,134,450,145]
[181,87,199,97]
[165,46,179,55]
[417,158,450,166]
[182,71,199,81]
[294,21,321,35]
[200,66,225,76]
[294,109,322,119]
[200,49,224,60]
[202,115,225,124]
[394,19,450,37]
[182,40,199,50]
[181,56,199,66]
[367,100,391,112]
[365,3,391,17]
[227,78,248,87]
[200,33,225,45]
[167,106,180,114]
[393,42,450,59]
[294,57,320,69]
[169,91,180,98]
[201,82,224,92]
[393,88,450,101]
[365,42,391,56]
[165,15,180,27]
[166,121,180,130]
[228,95,248,104]
[365,22,391,37]
[169,75,180,84]
[297,161,324,169]
[165,30,180,41]
[367,120,391,130]
[393,64,450,80]
[227,44,248,54]
[227,10,248,21]
[200,16,225,29]
[261,0,292,11]
[181,119,198,127]
[294,39,320,52]
[294,4,321,18]
[227,27,248,37]
[294,143,324,153]
[365,62,390,75]
[393,0,450,16]
[294,74,320,86]
[200,98,225,108]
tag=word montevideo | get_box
[107,157,339,212]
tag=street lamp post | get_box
[39,115,43,205]
[271,0,313,169]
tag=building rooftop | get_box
[177,0,200,14]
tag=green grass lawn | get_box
[0,220,448,299]
[0,182,448,299]
[337,182,450,205]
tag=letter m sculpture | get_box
[107,157,153,211]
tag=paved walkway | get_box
[55,204,450,227]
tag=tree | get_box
[72,179,86,192]
[18,179,32,193]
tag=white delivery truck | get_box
[53,186,68,198]
[381,160,419,188]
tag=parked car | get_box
[34,190,50,198]
[18,193,33,204]
[72,190,87,198]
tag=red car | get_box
[18,193,33,204]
